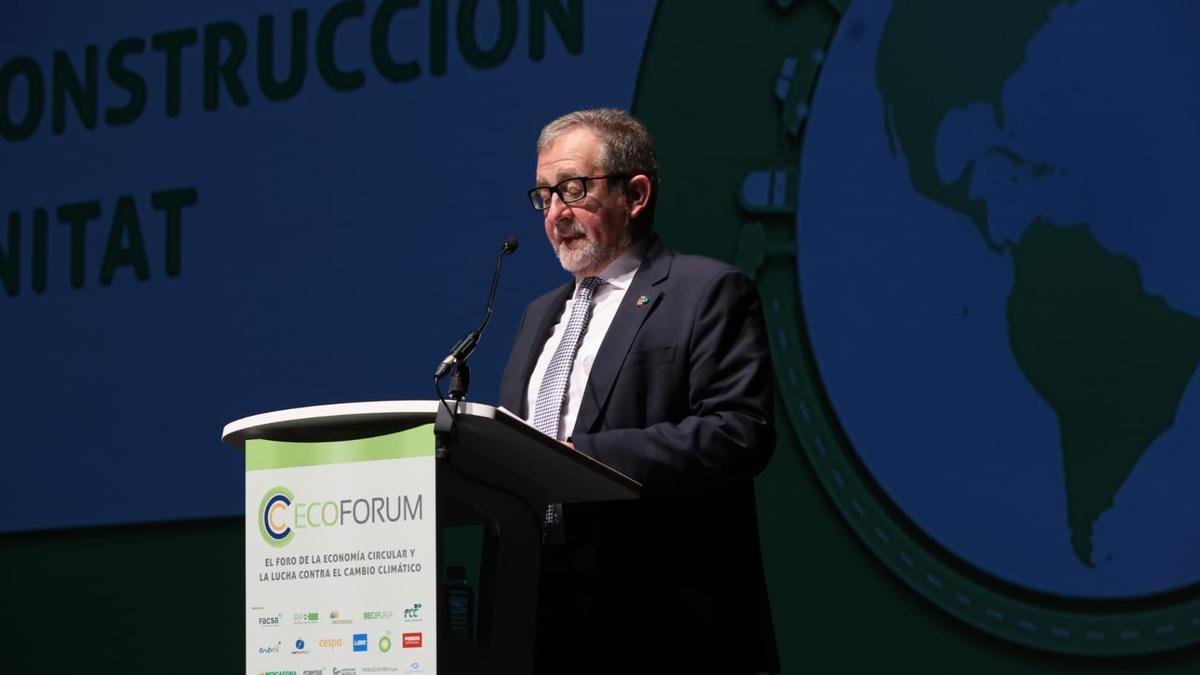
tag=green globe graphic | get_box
[635,0,1200,655]
[800,0,1200,598]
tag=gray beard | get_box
[555,229,631,274]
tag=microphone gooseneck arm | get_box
[432,236,519,383]
[433,236,518,457]
[475,236,519,338]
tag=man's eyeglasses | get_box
[527,175,628,211]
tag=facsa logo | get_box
[318,638,343,648]
[352,633,368,652]
[258,613,283,627]
[402,632,423,648]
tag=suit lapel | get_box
[506,280,574,417]
[573,238,673,436]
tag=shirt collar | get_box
[574,237,648,293]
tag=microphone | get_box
[433,237,519,382]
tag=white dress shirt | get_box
[524,242,647,440]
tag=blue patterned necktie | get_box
[532,276,603,438]
[532,276,602,544]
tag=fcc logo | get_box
[258,486,295,547]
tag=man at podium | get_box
[500,109,779,674]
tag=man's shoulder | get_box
[655,245,752,293]
[664,248,741,278]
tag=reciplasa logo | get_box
[259,486,295,548]
[257,486,424,546]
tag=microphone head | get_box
[502,237,519,255]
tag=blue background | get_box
[0,0,656,531]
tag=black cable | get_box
[435,375,456,437]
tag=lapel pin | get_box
[635,295,650,307]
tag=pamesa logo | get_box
[257,486,424,546]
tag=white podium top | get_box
[223,400,498,449]
[222,400,640,502]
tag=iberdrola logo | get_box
[259,486,294,547]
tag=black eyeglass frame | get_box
[527,174,630,211]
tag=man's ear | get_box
[626,174,652,220]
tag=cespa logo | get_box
[257,487,424,547]
[318,637,343,649]
[259,486,295,547]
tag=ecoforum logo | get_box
[259,486,295,547]
[258,486,424,547]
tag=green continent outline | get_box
[632,0,1200,657]
[875,0,1200,569]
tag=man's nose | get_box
[547,193,573,223]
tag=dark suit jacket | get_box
[499,236,779,673]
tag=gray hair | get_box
[537,108,659,231]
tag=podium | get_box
[223,400,640,675]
